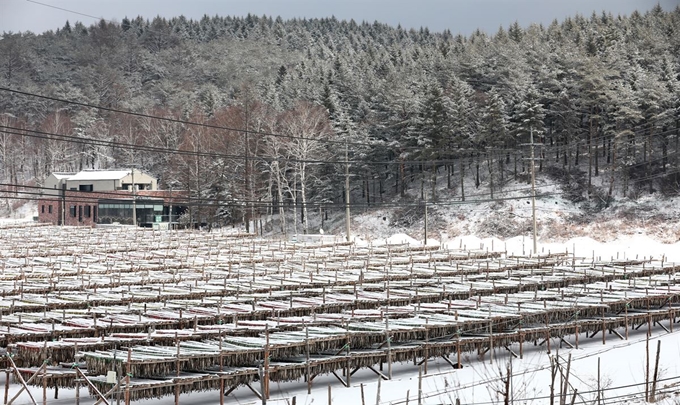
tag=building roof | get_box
[68,170,132,181]
[51,172,77,180]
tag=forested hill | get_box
[0,6,679,233]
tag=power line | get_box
[0,87,369,149]
[2,86,677,158]
[25,0,104,24]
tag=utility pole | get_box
[61,183,66,226]
[244,102,251,234]
[345,140,351,242]
[131,168,137,226]
[168,184,173,227]
[529,126,537,254]
[424,180,428,246]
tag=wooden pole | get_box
[124,348,131,405]
[220,331,224,405]
[489,312,493,365]
[360,383,365,405]
[76,372,80,405]
[76,367,110,405]
[575,325,579,349]
[549,357,556,405]
[651,340,661,402]
[457,337,462,368]
[375,377,381,405]
[4,368,10,405]
[306,325,311,394]
[346,326,351,387]
[597,357,601,405]
[645,335,650,401]
[265,324,270,399]
[386,318,392,379]
[560,353,571,405]
[6,356,42,405]
[504,362,510,405]
[42,375,46,405]
[328,384,332,405]
[175,335,180,405]
[417,366,423,405]
[625,304,629,340]
[424,318,429,374]
[569,389,578,405]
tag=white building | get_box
[43,169,158,196]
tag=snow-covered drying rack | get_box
[0,225,679,404]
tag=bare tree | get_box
[279,102,332,234]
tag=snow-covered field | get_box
[3,194,680,404]
[2,228,679,404]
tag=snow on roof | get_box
[68,170,132,181]
[51,172,76,180]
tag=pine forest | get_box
[1,6,679,235]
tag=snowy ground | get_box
[3,185,680,404]
[2,233,679,404]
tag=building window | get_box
[79,184,93,192]
[93,206,97,222]
[78,206,82,222]
[41,205,45,213]
[70,206,76,217]
[84,205,91,218]
[48,205,53,214]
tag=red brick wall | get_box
[38,192,101,226]
[38,190,188,226]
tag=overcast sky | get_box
[1,0,677,36]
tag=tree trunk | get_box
[645,131,652,194]
[608,138,617,201]
[447,163,452,189]
[420,164,425,200]
[431,162,437,202]
[595,123,599,177]
[300,170,309,234]
[487,153,494,200]
[460,157,465,202]
[399,159,406,197]
[588,110,593,198]
[661,126,668,172]
[475,153,480,189]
